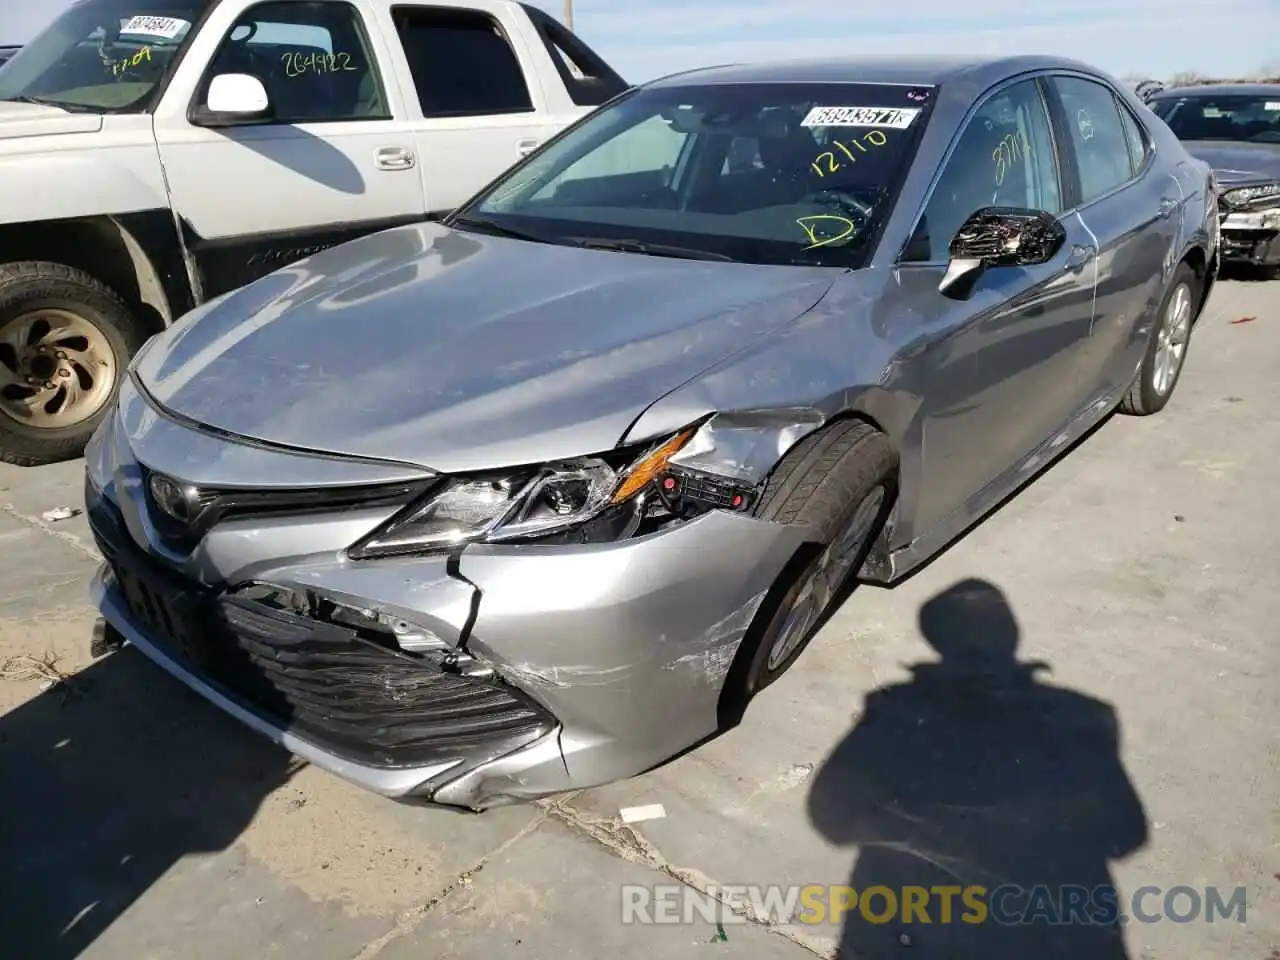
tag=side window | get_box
[204,1,389,123]
[1115,98,1151,175]
[903,78,1061,263]
[392,7,533,117]
[1053,76,1135,203]
[529,114,689,202]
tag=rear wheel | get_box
[722,420,897,716]
[1119,262,1197,416]
[0,262,147,466]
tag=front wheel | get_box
[0,261,148,466]
[721,420,897,718]
[1118,262,1197,416]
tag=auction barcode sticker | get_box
[800,106,921,129]
[1267,102,1280,111]
[119,15,190,39]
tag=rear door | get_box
[898,75,1099,532]
[374,2,624,216]
[1046,74,1180,399]
[153,0,427,298]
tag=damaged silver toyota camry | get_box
[86,54,1217,810]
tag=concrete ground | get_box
[0,278,1275,960]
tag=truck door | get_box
[375,2,625,216]
[152,0,427,298]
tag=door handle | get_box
[516,138,539,157]
[375,146,415,171]
[1066,243,1097,269]
[1159,197,1178,219]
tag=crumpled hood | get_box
[1183,141,1280,186]
[135,222,836,473]
[0,101,103,140]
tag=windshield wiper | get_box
[1,95,94,113]
[564,237,736,262]
[448,215,549,243]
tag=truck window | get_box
[391,6,534,118]
[200,0,389,122]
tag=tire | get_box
[1119,262,1198,416]
[0,261,148,466]
[721,419,897,717]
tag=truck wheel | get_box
[0,262,147,466]
[720,420,897,720]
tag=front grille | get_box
[90,491,554,769]
[138,465,432,551]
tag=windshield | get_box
[0,0,213,112]
[457,81,935,267]
[1150,93,1280,144]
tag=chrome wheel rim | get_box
[0,309,116,428]
[1152,282,1191,396]
[766,486,885,672]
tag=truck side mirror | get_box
[191,73,273,127]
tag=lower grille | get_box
[89,490,554,769]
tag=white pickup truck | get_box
[0,0,625,465]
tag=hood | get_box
[1182,141,1280,186]
[135,222,836,473]
[0,101,103,139]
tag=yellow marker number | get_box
[992,131,1033,186]
[282,51,359,78]
[107,45,152,77]
[810,129,888,177]
[796,214,856,250]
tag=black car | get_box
[1149,83,1280,270]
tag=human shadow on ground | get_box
[0,643,296,959]
[808,578,1148,959]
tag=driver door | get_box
[152,0,426,298]
[900,76,1098,531]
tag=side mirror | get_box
[191,73,272,127]
[938,206,1067,299]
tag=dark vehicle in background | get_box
[1149,83,1280,271]
[88,54,1218,809]
[0,47,19,67]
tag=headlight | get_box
[1222,183,1280,207]
[348,428,696,559]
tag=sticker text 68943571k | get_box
[801,106,921,129]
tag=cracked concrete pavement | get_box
[0,278,1275,960]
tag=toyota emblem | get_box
[148,473,195,524]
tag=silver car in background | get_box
[87,54,1217,810]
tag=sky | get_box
[3,0,1278,83]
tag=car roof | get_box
[645,54,1108,89]
[1151,83,1280,99]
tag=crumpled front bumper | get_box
[1219,208,1280,265]
[87,397,808,809]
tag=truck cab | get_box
[0,0,625,465]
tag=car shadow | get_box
[807,578,1149,958]
[0,642,297,960]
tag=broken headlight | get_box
[348,429,699,559]
[1222,183,1280,207]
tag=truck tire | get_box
[0,261,148,466]
[720,420,897,720]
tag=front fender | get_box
[0,126,170,225]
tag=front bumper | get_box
[1218,209,1280,265]
[87,436,807,809]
